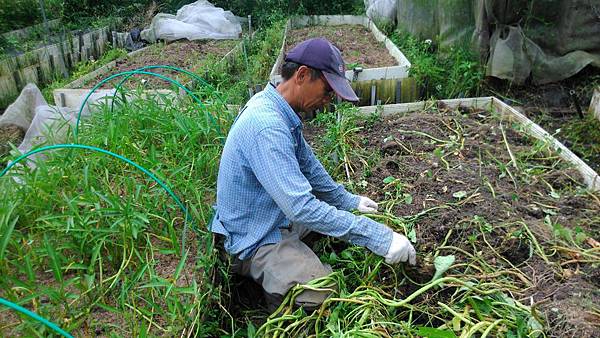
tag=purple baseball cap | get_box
[285,37,359,102]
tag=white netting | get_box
[140,0,242,43]
[365,0,397,23]
[395,0,600,84]
[0,84,113,170]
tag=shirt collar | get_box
[264,83,302,130]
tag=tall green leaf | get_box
[0,204,18,262]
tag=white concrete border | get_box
[269,15,411,85]
[357,97,600,192]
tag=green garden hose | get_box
[0,68,222,335]
[1,143,195,253]
[0,143,196,335]
[74,70,222,140]
[109,65,226,113]
[0,297,73,337]
[0,144,188,218]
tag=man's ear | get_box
[295,65,310,85]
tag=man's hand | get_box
[357,196,378,213]
[384,232,417,265]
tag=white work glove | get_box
[357,196,378,213]
[384,232,417,265]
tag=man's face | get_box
[296,66,335,113]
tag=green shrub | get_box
[390,30,483,99]
[211,0,364,28]
[0,0,64,33]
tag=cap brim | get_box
[322,72,359,102]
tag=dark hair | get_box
[281,61,322,81]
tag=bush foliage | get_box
[0,0,63,33]
[1,0,364,34]
[211,0,364,27]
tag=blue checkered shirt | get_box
[211,84,393,260]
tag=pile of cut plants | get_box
[254,102,600,337]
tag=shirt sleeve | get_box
[298,136,360,211]
[246,125,392,256]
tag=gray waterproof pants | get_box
[231,224,333,311]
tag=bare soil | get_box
[79,39,238,89]
[484,68,600,172]
[73,229,203,337]
[0,295,21,336]
[304,103,600,337]
[0,124,24,159]
[286,25,397,69]
[0,228,203,337]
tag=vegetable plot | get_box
[260,101,600,337]
[75,40,239,90]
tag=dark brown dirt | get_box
[0,293,21,337]
[286,25,397,69]
[304,103,600,337]
[0,228,203,337]
[0,269,83,337]
[521,257,600,338]
[72,230,203,337]
[483,69,600,172]
[79,39,238,89]
[0,124,24,158]
[151,229,200,288]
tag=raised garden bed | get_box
[497,80,600,173]
[54,39,240,108]
[286,25,396,69]
[270,16,416,106]
[283,97,600,337]
[76,39,237,89]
